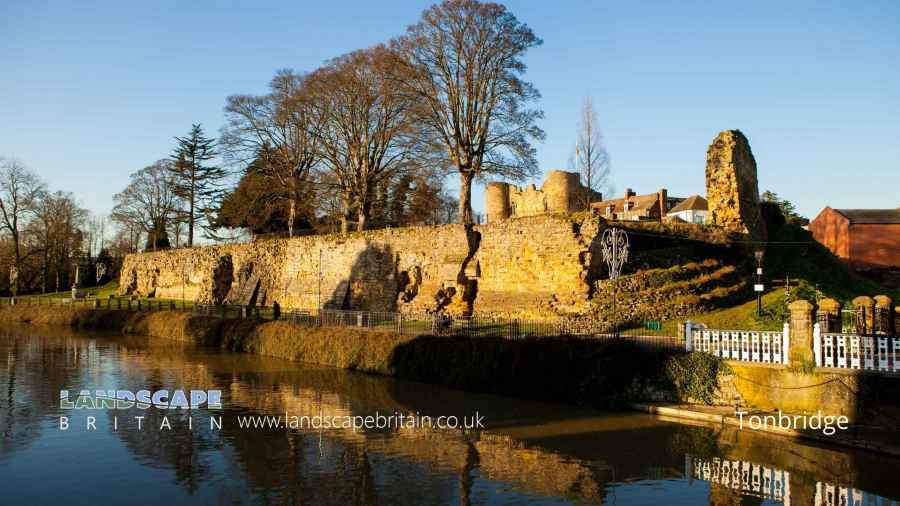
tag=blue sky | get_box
[2,0,898,219]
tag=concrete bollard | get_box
[788,299,816,365]
[852,296,875,334]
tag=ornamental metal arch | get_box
[600,227,629,336]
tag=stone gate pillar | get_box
[788,299,815,365]
[874,295,894,335]
[817,298,842,333]
[896,306,900,336]
[852,296,875,334]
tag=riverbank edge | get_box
[0,306,680,408]
[630,402,900,458]
[6,304,897,457]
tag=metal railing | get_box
[0,295,683,347]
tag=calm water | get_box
[1,326,898,506]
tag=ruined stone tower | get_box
[485,170,596,223]
[485,182,512,222]
[705,130,766,240]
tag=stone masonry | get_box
[485,170,601,223]
[119,215,614,320]
[705,130,766,241]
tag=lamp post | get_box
[601,227,629,337]
[754,250,764,316]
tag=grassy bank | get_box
[0,305,682,408]
[0,304,134,330]
[131,312,687,407]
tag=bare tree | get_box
[570,96,611,210]
[111,160,181,252]
[221,70,322,238]
[306,45,422,233]
[0,158,45,292]
[392,0,545,224]
[30,191,87,293]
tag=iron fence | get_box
[0,295,684,348]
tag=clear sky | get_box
[2,0,898,219]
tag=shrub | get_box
[664,352,731,404]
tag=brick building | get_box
[590,188,684,221]
[809,207,900,271]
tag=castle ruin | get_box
[705,129,766,240]
[485,170,601,223]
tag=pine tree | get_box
[169,124,226,246]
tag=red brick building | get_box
[809,207,900,271]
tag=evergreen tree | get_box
[169,124,226,246]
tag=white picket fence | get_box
[815,324,899,373]
[685,455,791,504]
[814,481,897,506]
[686,323,789,365]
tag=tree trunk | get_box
[12,229,21,295]
[288,199,296,239]
[459,171,474,225]
[187,199,194,247]
[287,175,297,238]
[340,191,352,235]
[356,208,367,232]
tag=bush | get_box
[664,352,731,404]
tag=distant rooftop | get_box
[833,208,900,224]
[668,194,707,213]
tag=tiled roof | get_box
[591,193,659,213]
[668,194,707,214]
[834,209,900,224]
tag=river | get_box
[1,325,898,505]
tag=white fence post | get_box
[782,322,790,365]
[685,321,693,351]
[813,323,822,367]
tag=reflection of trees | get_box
[0,328,86,458]
[107,407,219,494]
[11,324,900,505]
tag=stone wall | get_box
[120,215,617,319]
[705,130,766,241]
[471,216,601,317]
[485,170,600,223]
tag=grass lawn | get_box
[689,291,786,331]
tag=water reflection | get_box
[1,325,898,505]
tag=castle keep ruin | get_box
[485,170,601,223]
[486,130,766,240]
[705,130,766,240]
[119,128,765,321]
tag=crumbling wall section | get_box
[119,217,606,319]
[705,129,766,241]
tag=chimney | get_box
[658,188,668,216]
[624,188,635,199]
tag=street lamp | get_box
[754,250,765,316]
